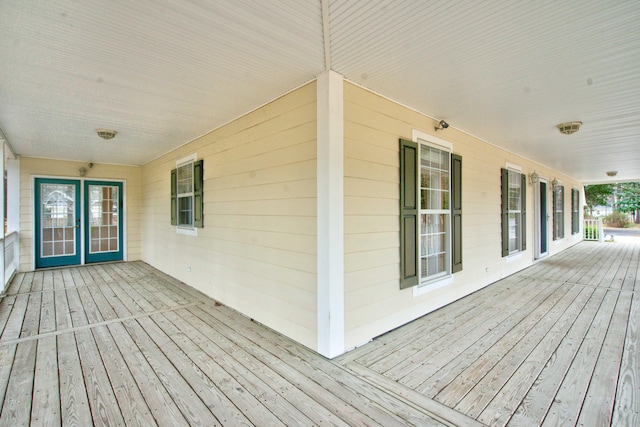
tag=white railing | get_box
[584,218,604,242]
[1,231,19,292]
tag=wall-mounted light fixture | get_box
[434,120,449,132]
[529,171,539,185]
[79,163,94,177]
[552,178,560,188]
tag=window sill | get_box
[176,227,197,236]
[413,275,454,297]
[507,252,522,262]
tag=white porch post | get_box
[317,70,345,358]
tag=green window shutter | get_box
[193,159,204,228]
[170,168,177,225]
[501,168,509,257]
[521,173,527,251]
[571,188,580,234]
[451,153,463,273]
[399,139,419,289]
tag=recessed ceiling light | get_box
[556,121,582,135]
[96,129,117,140]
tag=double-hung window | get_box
[177,162,194,227]
[400,137,462,289]
[171,155,204,233]
[419,144,451,281]
[553,184,565,240]
[501,167,526,256]
[571,188,580,235]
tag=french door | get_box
[35,178,123,268]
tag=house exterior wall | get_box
[18,157,142,271]
[343,82,583,350]
[141,82,319,350]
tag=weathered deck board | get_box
[612,292,640,426]
[31,336,60,426]
[0,242,637,426]
[57,332,93,427]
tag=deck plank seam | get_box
[0,301,204,347]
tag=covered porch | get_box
[0,240,637,426]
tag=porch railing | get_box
[584,218,604,242]
[1,231,19,293]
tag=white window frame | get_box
[176,154,197,236]
[506,163,523,258]
[412,130,454,296]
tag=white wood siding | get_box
[141,83,318,350]
[343,82,583,350]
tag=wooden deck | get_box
[0,241,638,426]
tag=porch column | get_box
[317,70,344,358]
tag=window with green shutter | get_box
[553,185,565,240]
[501,168,527,257]
[399,138,462,290]
[171,157,203,231]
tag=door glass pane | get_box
[41,184,76,257]
[88,185,119,254]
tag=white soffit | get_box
[0,0,639,183]
[0,0,324,165]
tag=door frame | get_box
[84,180,124,264]
[33,175,126,269]
[534,177,549,260]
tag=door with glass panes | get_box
[35,178,123,268]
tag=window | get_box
[501,168,526,256]
[399,138,462,289]
[571,188,580,235]
[554,185,564,240]
[171,157,203,230]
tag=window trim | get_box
[571,187,580,235]
[413,131,455,290]
[399,133,462,292]
[501,165,527,257]
[553,183,565,241]
[172,154,201,236]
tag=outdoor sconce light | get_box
[435,120,449,132]
[79,163,93,177]
[552,178,560,189]
[529,171,539,185]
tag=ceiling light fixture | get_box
[556,121,582,135]
[606,171,618,177]
[96,128,117,140]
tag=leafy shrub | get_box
[584,226,599,240]
[603,210,630,228]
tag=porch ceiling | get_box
[1,1,639,183]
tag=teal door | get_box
[84,181,124,263]
[35,178,82,268]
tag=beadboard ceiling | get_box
[1,0,639,183]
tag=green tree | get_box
[616,182,640,223]
[584,184,614,217]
